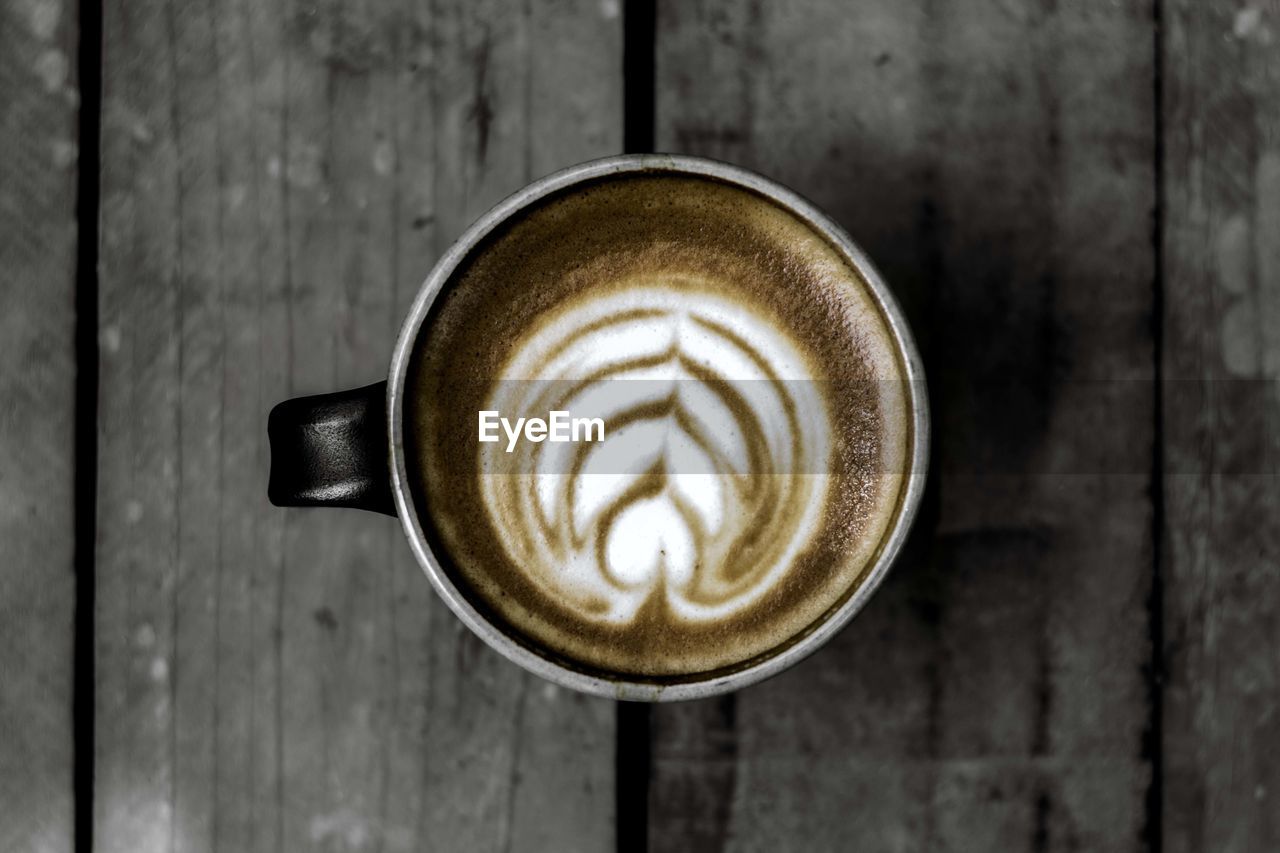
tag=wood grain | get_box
[95,0,621,850]
[0,0,79,850]
[652,1,1156,850]
[1162,3,1280,851]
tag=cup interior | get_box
[386,154,930,701]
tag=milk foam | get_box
[479,280,832,626]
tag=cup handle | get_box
[267,382,397,516]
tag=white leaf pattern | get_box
[480,282,833,624]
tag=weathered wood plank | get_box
[653,1,1156,850]
[0,0,79,850]
[1162,4,1280,852]
[96,1,621,850]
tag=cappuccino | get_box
[404,172,912,678]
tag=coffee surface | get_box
[405,172,912,678]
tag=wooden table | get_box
[3,0,1277,850]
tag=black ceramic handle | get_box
[267,382,396,516]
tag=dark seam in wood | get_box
[712,693,739,846]
[615,701,651,853]
[1145,1,1167,851]
[916,0,946,805]
[618,2,655,850]
[914,0,945,831]
[74,0,104,848]
[622,0,655,155]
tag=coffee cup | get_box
[268,154,929,700]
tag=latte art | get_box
[480,283,832,626]
[406,172,913,677]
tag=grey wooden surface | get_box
[0,0,79,851]
[95,0,618,851]
[1163,3,1280,852]
[651,1,1156,850]
[2,0,1279,851]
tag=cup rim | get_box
[386,153,930,701]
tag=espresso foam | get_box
[406,172,912,678]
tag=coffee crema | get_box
[405,172,912,678]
